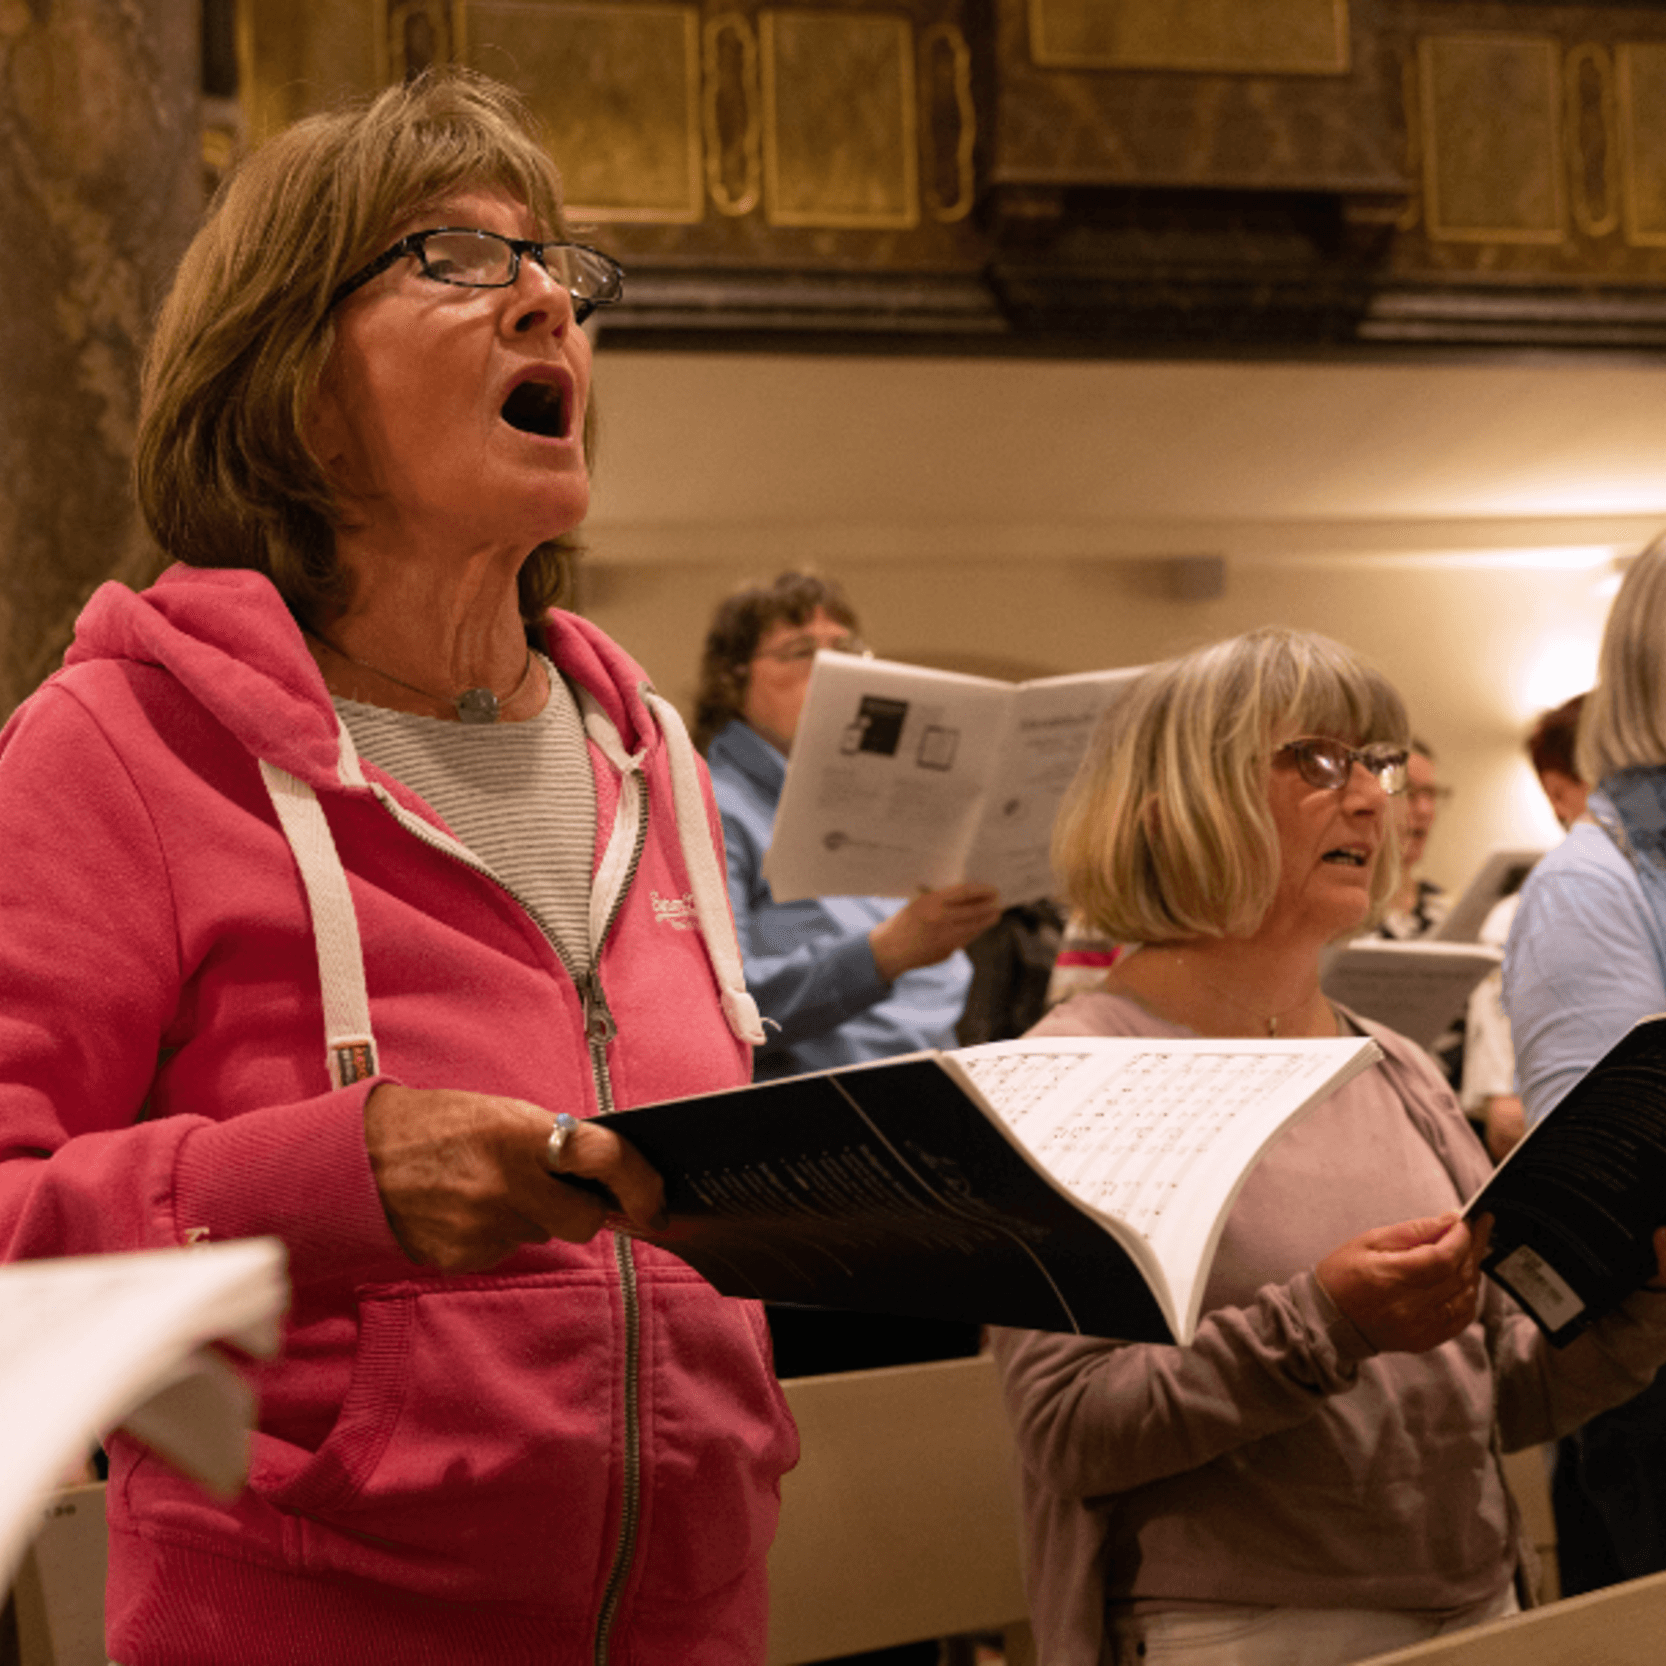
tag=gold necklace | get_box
[306,627,534,725]
[1132,950,1321,1038]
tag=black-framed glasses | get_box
[1275,737,1410,795]
[330,227,626,320]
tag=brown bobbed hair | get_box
[693,572,860,753]
[1053,627,1410,945]
[135,67,590,625]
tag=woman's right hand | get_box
[1315,1212,1485,1354]
[363,1084,666,1273]
[869,882,1004,980]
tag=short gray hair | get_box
[1580,533,1666,786]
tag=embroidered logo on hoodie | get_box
[650,890,698,931]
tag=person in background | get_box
[0,71,796,1664]
[694,571,1002,1089]
[1459,694,1588,1160]
[1506,537,1666,1596]
[1377,737,1452,939]
[1372,737,1462,1085]
[955,896,1067,1045]
[1042,907,1125,1008]
[995,627,1666,1666]
[696,571,1002,1666]
[1530,693,1592,833]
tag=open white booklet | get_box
[1433,847,1546,944]
[1320,938,1503,1050]
[598,1033,1383,1344]
[0,1238,289,1592]
[761,651,1144,903]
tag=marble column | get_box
[0,0,201,717]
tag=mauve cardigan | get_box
[993,990,1666,1666]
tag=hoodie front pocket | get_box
[255,1266,622,1606]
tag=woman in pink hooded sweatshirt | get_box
[0,69,795,1664]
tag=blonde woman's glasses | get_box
[1276,738,1410,795]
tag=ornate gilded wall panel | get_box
[383,1,465,78]
[229,0,1666,346]
[1618,42,1666,247]
[1419,34,1563,243]
[992,0,1402,192]
[1354,3,1666,341]
[761,10,918,229]
[1028,0,1349,77]
[1565,43,1619,241]
[240,0,379,139]
[703,12,762,217]
[920,21,975,223]
[465,2,703,222]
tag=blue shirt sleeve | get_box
[715,786,893,1056]
[1504,825,1666,1125]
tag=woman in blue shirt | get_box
[1505,533,1666,1595]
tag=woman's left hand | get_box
[1316,1211,1486,1354]
[364,1084,666,1272]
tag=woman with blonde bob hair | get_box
[1506,531,1666,1595]
[1053,627,1408,949]
[995,626,1666,1666]
[0,68,795,1666]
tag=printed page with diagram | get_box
[762,653,1011,901]
[761,652,1139,903]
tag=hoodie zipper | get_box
[584,788,650,1666]
[362,764,652,1666]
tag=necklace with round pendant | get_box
[307,628,534,724]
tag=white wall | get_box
[580,347,1666,897]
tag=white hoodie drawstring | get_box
[259,689,763,1090]
[639,688,766,1046]
[258,758,380,1088]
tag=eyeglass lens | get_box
[1283,739,1408,794]
[758,635,865,663]
[418,231,619,300]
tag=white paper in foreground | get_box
[0,1238,288,1592]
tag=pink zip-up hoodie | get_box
[0,565,797,1665]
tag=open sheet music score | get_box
[599,1034,1382,1345]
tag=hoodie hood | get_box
[63,565,661,789]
